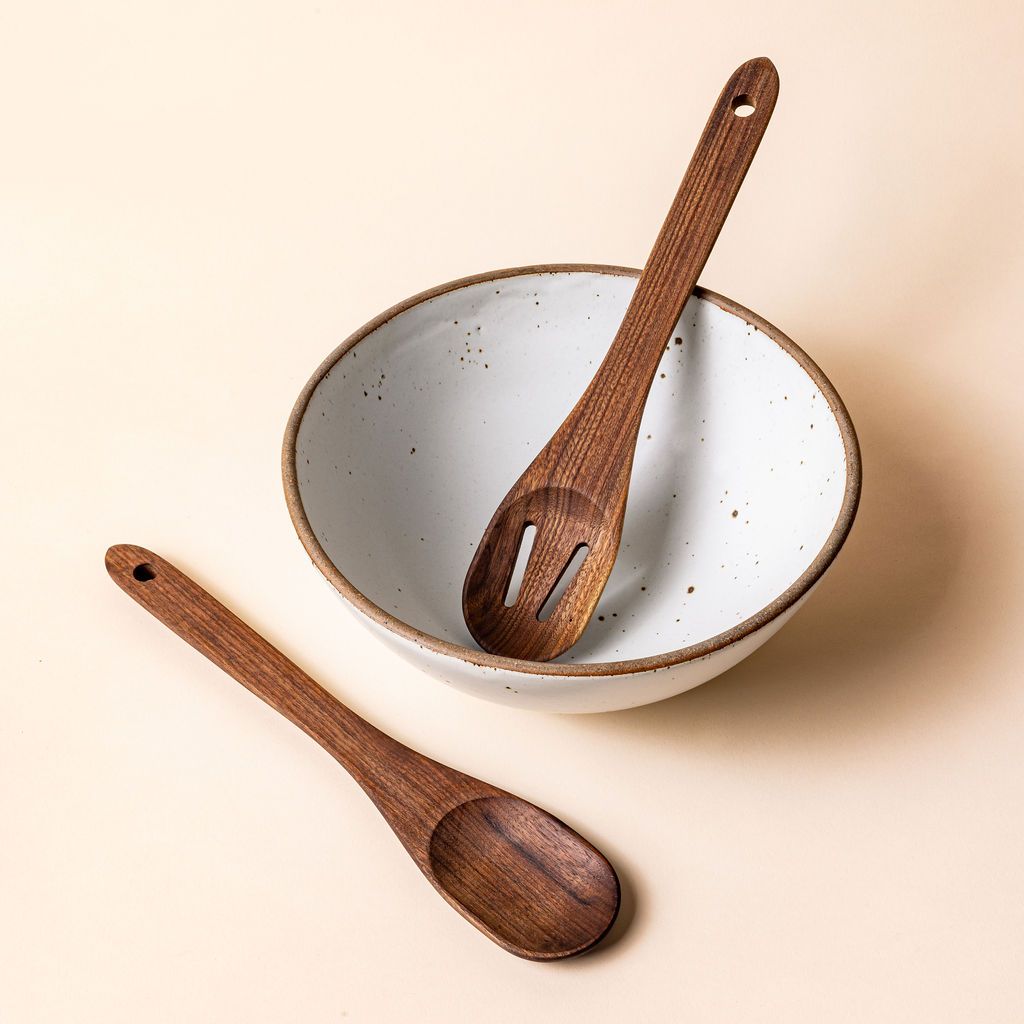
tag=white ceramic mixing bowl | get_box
[283,265,860,713]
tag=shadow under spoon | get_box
[105,544,620,960]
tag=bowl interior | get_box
[292,269,851,666]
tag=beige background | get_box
[4,1,1024,1020]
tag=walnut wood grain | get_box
[463,58,779,662]
[105,544,620,960]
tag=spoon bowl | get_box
[428,796,620,959]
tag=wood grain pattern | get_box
[463,58,779,662]
[105,544,620,960]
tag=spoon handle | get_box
[556,57,779,493]
[104,544,481,835]
[106,544,621,961]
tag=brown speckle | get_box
[687,586,695,594]
[731,510,738,518]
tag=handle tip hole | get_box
[133,563,157,582]
[731,94,755,117]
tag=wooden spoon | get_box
[105,544,619,960]
[464,57,779,662]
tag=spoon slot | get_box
[537,543,589,622]
[504,523,537,607]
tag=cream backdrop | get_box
[3,1,1024,1021]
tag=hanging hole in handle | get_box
[731,94,756,117]
[133,563,157,582]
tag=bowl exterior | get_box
[348,586,815,713]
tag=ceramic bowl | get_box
[283,265,860,713]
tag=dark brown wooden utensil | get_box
[464,57,779,662]
[105,544,619,960]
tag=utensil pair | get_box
[108,59,779,959]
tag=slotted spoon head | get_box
[463,485,624,662]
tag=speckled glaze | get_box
[283,266,860,713]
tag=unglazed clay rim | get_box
[282,264,862,678]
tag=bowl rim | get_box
[282,263,862,678]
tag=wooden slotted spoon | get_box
[106,544,619,960]
[463,57,779,662]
